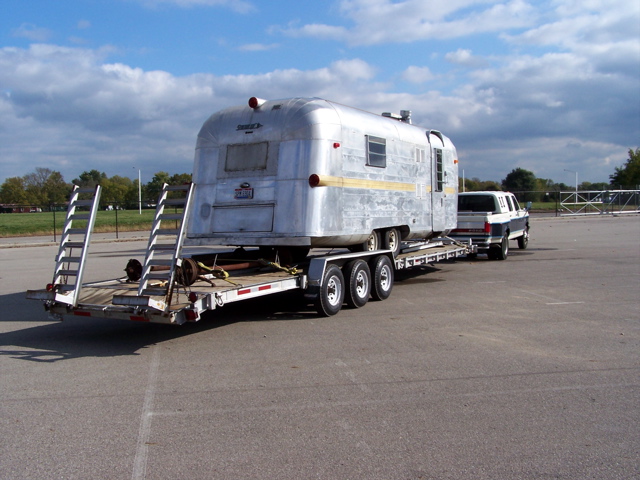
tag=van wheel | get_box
[383,228,401,257]
[369,255,394,301]
[344,259,371,308]
[491,234,509,260]
[314,264,344,316]
[517,227,529,249]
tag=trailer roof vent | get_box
[382,110,412,124]
[382,112,402,120]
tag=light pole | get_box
[564,169,578,201]
[133,167,142,214]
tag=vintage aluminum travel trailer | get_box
[27,98,474,322]
[187,97,459,254]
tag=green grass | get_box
[0,209,161,237]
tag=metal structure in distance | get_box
[560,189,639,216]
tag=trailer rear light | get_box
[309,174,320,187]
[46,283,55,291]
[188,292,198,303]
[248,97,266,109]
[484,222,491,233]
[333,142,340,148]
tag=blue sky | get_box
[1,0,639,186]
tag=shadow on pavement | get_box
[0,290,314,363]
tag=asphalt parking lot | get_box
[1,215,638,480]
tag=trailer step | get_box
[50,184,102,307]
[136,182,195,311]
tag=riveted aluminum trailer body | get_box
[187,97,458,249]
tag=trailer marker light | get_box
[248,97,266,109]
[188,292,198,303]
[46,283,55,292]
[333,142,340,148]
[309,174,320,187]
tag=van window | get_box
[435,148,443,192]
[225,142,268,172]
[366,135,386,168]
[458,195,498,212]
[506,196,514,211]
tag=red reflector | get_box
[73,311,91,317]
[238,288,251,295]
[184,309,198,321]
[130,315,148,322]
[46,283,54,291]
[333,142,340,148]
[258,285,271,291]
[309,174,320,187]
[188,292,198,303]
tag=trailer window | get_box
[435,148,443,192]
[225,142,268,172]
[366,135,386,168]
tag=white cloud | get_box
[0,47,388,182]
[237,43,280,52]
[11,23,53,42]
[444,49,488,67]
[138,0,255,13]
[281,0,536,45]
[402,66,435,84]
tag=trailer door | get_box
[431,147,445,232]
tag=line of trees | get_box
[463,148,639,201]
[1,148,638,209]
[0,168,191,210]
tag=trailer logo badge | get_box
[236,123,263,131]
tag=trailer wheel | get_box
[349,230,380,252]
[517,227,529,249]
[344,259,371,308]
[369,255,394,301]
[363,230,381,251]
[315,264,345,317]
[383,228,401,257]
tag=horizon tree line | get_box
[1,148,638,208]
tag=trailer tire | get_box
[369,255,394,301]
[349,230,380,252]
[383,228,402,257]
[517,227,529,249]
[314,264,345,317]
[344,259,371,308]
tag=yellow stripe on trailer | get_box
[314,175,416,192]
